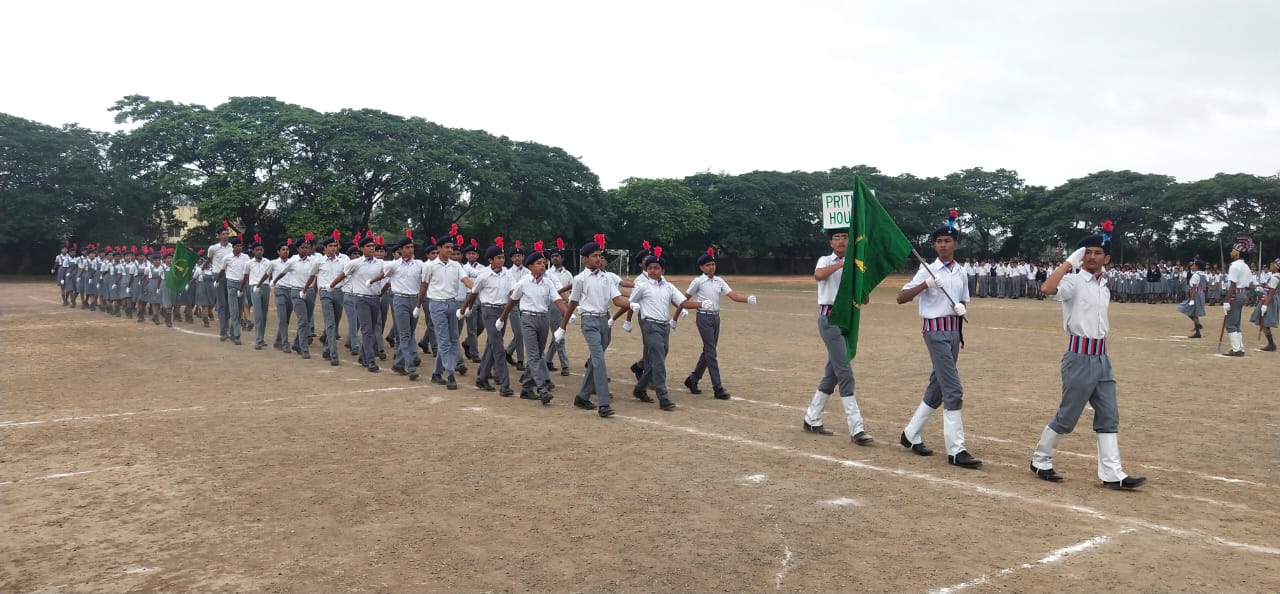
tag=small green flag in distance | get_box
[165,242,198,295]
[827,176,913,360]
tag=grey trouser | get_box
[1226,290,1246,332]
[225,280,243,339]
[690,311,722,389]
[478,306,510,388]
[545,306,569,368]
[577,314,612,405]
[505,309,524,362]
[392,295,419,373]
[921,329,963,411]
[251,285,269,346]
[291,287,316,354]
[430,299,459,375]
[216,276,230,336]
[376,292,390,350]
[816,315,855,397]
[636,319,671,399]
[520,311,550,392]
[320,289,343,360]
[1048,352,1119,434]
[352,293,380,367]
[463,304,481,358]
[274,285,293,348]
[344,292,359,351]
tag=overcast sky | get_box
[5,0,1277,189]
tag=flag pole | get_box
[910,247,969,322]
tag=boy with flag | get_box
[804,177,912,445]
[895,211,981,468]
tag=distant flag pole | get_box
[827,176,913,360]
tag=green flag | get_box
[166,242,198,295]
[827,176,912,360]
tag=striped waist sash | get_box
[1067,336,1107,355]
[819,304,832,316]
[923,315,960,332]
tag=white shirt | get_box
[471,265,513,306]
[207,242,233,274]
[1052,269,1110,339]
[383,257,425,296]
[686,275,732,312]
[549,265,573,290]
[461,261,486,301]
[629,275,686,321]
[281,254,317,289]
[509,273,561,313]
[222,252,250,282]
[314,254,348,290]
[1227,260,1253,289]
[569,267,622,314]
[268,257,292,287]
[247,257,273,287]
[422,258,465,301]
[343,256,384,297]
[815,253,844,305]
[509,264,529,284]
[903,259,970,318]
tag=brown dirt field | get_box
[1,275,1277,593]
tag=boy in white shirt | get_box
[628,247,705,411]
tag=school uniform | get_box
[221,251,251,341]
[269,255,294,350]
[685,274,735,397]
[505,264,529,366]
[384,255,425,376]
[472,265,514,392]
[629,275,689,407]
[280,254,319,355]
[247,256,273,347]
[314,253,349,361]
[208,241,233,336]
[569,266,621,408]
[803,252,870,440]
[344,254,385,369]
[423,257,466,378]
[510,271,563,399]
[544,264,574,372]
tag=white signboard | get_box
[822,190,859,229]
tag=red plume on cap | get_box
[198,248,206,255]
[287,237,293,246]
[375,235,384,246]
[449,223,458,236]
[223,219,230,229]
[405,228,412,239]
[515,239,521,249]
[471,238,478,248]
[594,233,605,249]
[430,236,437,246]
[456,234,464,246]
[495,236,504,249]
[1100,220,1114,233]
[354,231,362,242]
[555,237,564,250]
[949,209,958,219]
[533,240,544,253]
[254,233,262,244]
[237,233,243,243]
[72,243,78,249]
[653,246,663,260]
[304,232,314,242]
[131,245,138,253]
[707,247,715,256]
[642,240,651,251]
[332,228,340,241]
[366,230,373,240]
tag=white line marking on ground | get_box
[0,466,126,486]
[752,367,779,372]
[738,474,767,484]
[172,327,219,338]
[617,415,1280,556]
[121,566,158,575]
[461,406,487,413]
[930,530,1133,594]
[0,408,204,428]
[821,497,863,507]
[773,521,792,591]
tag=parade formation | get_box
[45,218,1277,492]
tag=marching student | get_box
[330,234,385,372]
[159,249,176,327]
[208,223,234,340]
[895,212,981,469]
[274,234,318,358]
[194,252,215,326]
[371,237,391,361]
[1177,256,1208,338]
[497,242,568,405]
[306,234,348,364]
[370,232,424,380]
[460,239,485,363]
[1029,221,1147,489]
[803,228,874,445]
[503,241,528,371]
[146,249,163,324]
[459,238,515,396]
[54,243,71,305]
[544,238,574,376]
[1249,258,1279,352]
[1220,240,1255,357]
[558,234,633,417]
[217,236,250,345]
[246,236,272,349]
[681,247,756,400]
[269,240,295,352]
[344,241,363,356]
[418,233,471,388]
[628,247,705,411]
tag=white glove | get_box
[455,308,464,320]
[111,284,117,290]
[494,319,504,331]
[412,306,420,318]
[924,276,942,289]
[213,281,219,288]
[681,308,691,317]
[669,319,678,330]
[747,295,757,305]
[1066,247,1086,269]
[125,287,130,295]
[237,290,243,298]
[1262,305,1269,316]
[629,302,640,313]
[59,280,64,286]
[569,314,576,324]
[1185,299,1194,306]
[623,320,632,333]
[553,328,565,343]
[252,286,258,294]
[607,318,614,328]
[953,303,967,317]
[367,279,376,286]
[1223,303,1231,314]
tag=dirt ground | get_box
[1,275,1277,593]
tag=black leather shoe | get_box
[431,374,446,385]
[409,372,419,381]
[573,398,596,410]
[713,391,731,400]
[683,376,702,394]
[948,451,983,468]
[368,364,380,373]
[392,365,407,375]
[476,380,495,392]
[852,431,874,445]
[803,421,834,435]
[633,387,654,403]
[516,362,526,371]
[520,389,541,400]
[330,359,339,367]
[446,376,458,390]
[659,399,676,411]
[899,432,933,456]
[505,352,517,366]
[377,351,387,361]
[546,361,557,371]
[499,387,514,397]
[1030,463,1064,482]
[1262,344,1277,352]
[455,364,467,376]
[598,406,616,418]
[540,392,553,405]
[630,361,643,381]
[560,369,570,376]
[1102,475,1147,490]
